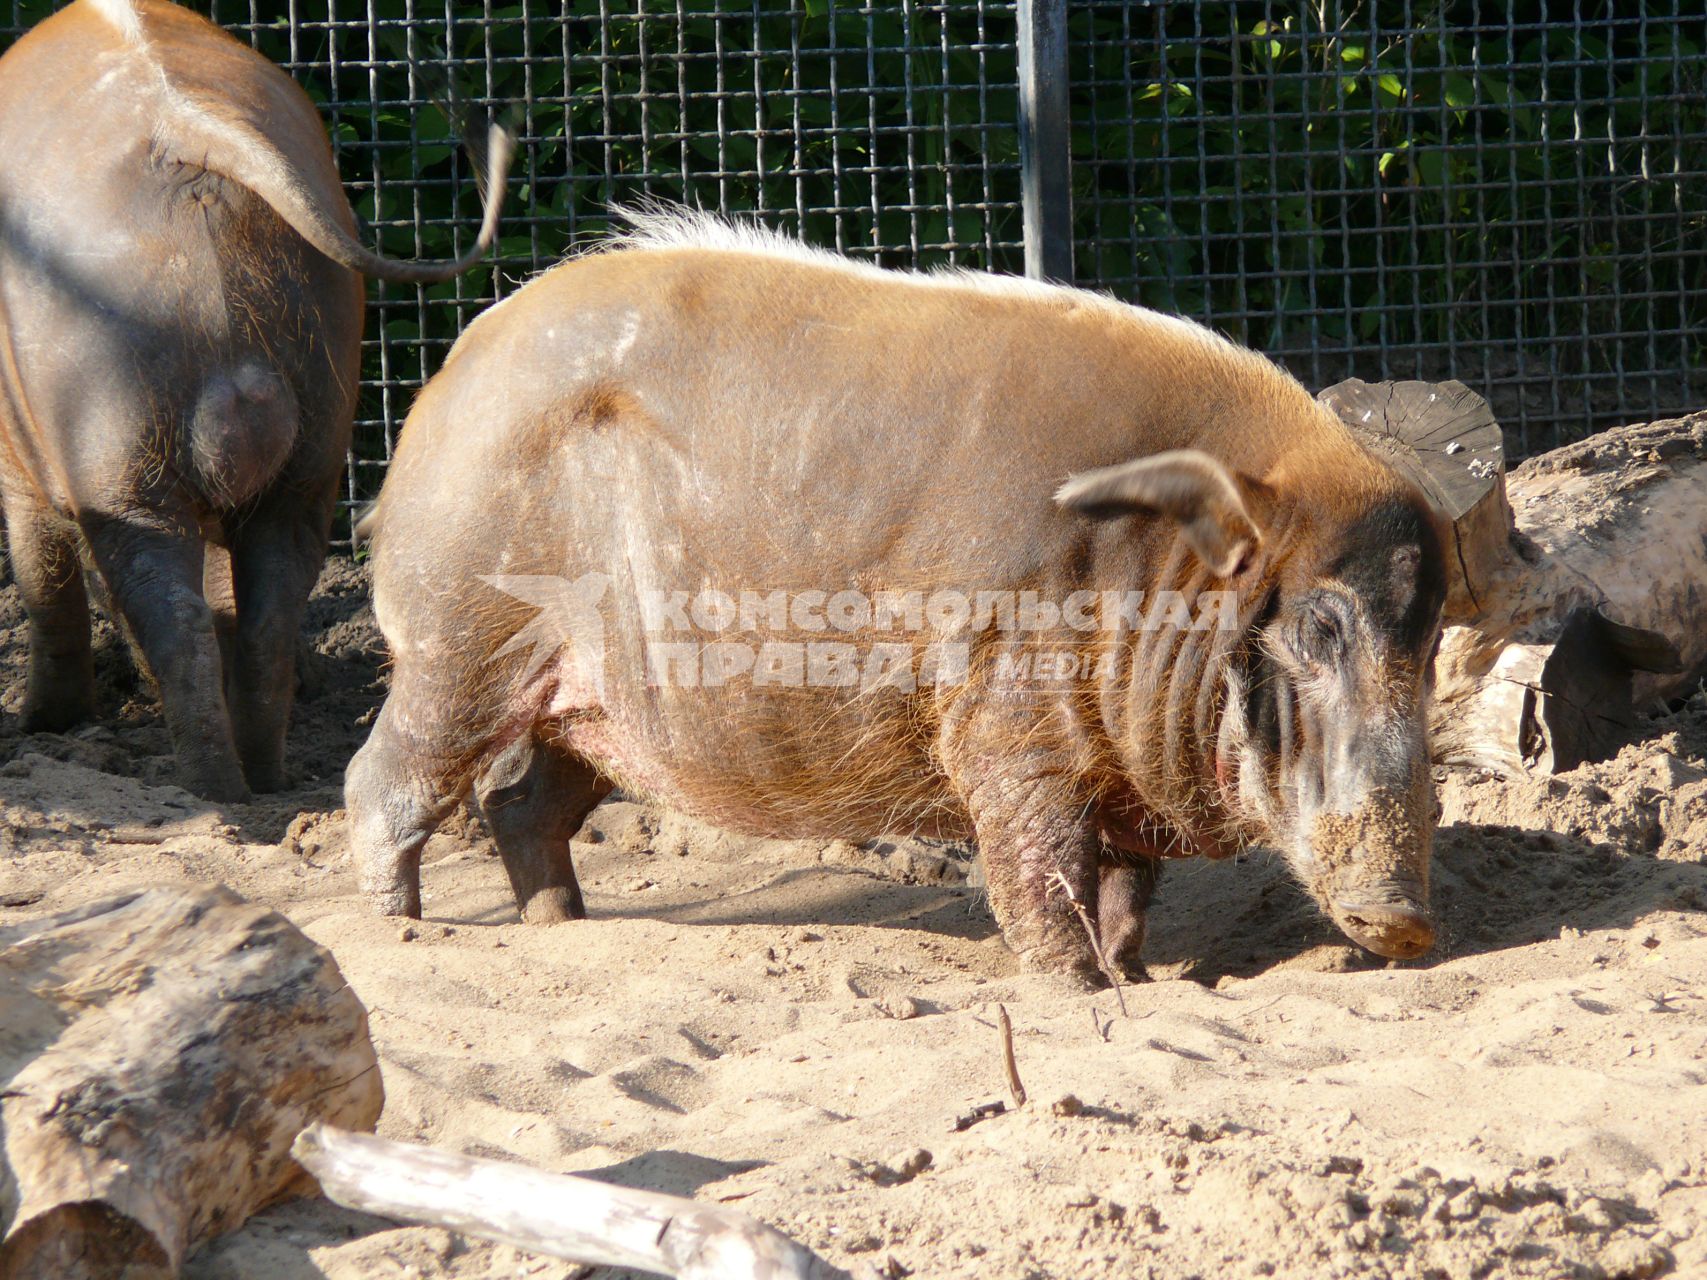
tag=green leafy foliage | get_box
[1069,0,1707,426]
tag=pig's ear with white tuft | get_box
[1055,449,1264,578]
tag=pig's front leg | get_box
[967,773,1104,985]
[1098,858,1160,982]
[942,705,1104,986]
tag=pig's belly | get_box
[555,703,972,843]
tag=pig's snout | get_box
[1329,893,1435,960]
[1306,790,1436,961]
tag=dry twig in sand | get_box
[996,1004,1027,1109]
[1048,871,1129,1015]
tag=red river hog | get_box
[349,209,1448,984]
[0,0,509,798]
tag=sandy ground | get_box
[2,558,1705,1280]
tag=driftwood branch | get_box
[0,886,383,1279]
[292,1123,856,1280]
[1324,381,1707,775]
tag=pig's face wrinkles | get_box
[1216,495,1448,957]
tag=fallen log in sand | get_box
[1321,381,1706,776]
[293,1123,856,1280]
[0,886,383,1280]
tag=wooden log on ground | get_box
[293,1123,857,1280]
[0,885,383,1280]
[1322,380,1707,775]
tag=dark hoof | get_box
[238,747,288,798]
[1103,936,1152,984]
[1109,957,1153,984]
[185,775,253,805]
[368,887,423,919]
[21,696,94,734]
[520,886,587,924]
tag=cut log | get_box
[1317,378,1517,616]
[1441,416,1701,773]
[0,885,383,1280]
[1322,381,1707,776]
[292,1123,856,1280]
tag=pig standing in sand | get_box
[349,209,1448,983]
[0,0,509,799]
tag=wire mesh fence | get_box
[1,0,1702,525]
[1071,1,1707,456]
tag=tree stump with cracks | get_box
[0,885,383,1279]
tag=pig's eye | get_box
[1301,599,1346,660]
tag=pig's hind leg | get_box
[473,727,612,924]
[226,493,337,791]
[0,481,94,731]
[346,681,487,919]
[81,516,249,801]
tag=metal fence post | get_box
[1017,0,1073,283]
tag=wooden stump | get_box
[0,885,384,1279]
[1322,381,1706,775]
[1317,378,1515,616]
